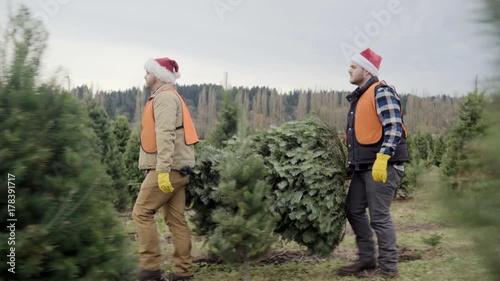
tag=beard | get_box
[145,79,154,90]
[350,76,361,85]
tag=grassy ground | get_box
[124,167,492,280]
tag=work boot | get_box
[337,260,377,276]
[139,269,165,281]
[356,268,399,279]
[165,272,194,280]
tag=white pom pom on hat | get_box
[144,57,181,84]
[351,48,382,77]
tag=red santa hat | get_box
[144,57,181,84]
[351,48,382,77]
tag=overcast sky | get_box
[0,0,496,96]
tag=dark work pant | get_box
[346,165,401,271]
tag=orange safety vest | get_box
[346,81,408,145]
[141,87,199,153]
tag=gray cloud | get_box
[0,0,494,95]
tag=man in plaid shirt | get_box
[338,48,409,279]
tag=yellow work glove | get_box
[372,153,391,183]
[157,172,174,193]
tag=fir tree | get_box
[441,90,488,188]
[424,133,434,156]
[123,125,144,203]
[440,1,500,279]
[413,132,432,163]
[251,116,348,256]
[209,142,277,281]
[398,136,425,199]
[206,90,239,148]
[191,116,348,257]
[112,115,132,155]
[86,99,129,210]
[187,90,242,232]
[432,135,446,167]
[0,7,135,280]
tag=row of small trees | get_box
[0,8,136,280]
[438,87,498,279]
[397,88,488,199]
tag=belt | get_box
[349,161,405,171]
[349,163,372,171]
[145,166,193,176]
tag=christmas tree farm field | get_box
[122,167,492,281]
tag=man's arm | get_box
[375,86,403,156]
[153,91,178,172]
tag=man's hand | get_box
[372,153,391,183]
[157,172,174,193]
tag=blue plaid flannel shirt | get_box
[375,86,404,171]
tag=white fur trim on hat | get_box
[351,53,379,77]
[144,58,181,84]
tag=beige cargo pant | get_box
[132,170,192,276]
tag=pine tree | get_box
[190,116,348,256]
[251,116,348,256]
[441,93,500,280]
[413,132,432,162]
[398,136,425,199]
[441,90,488,188]
[86,98,129,210]
[188,90,242,235]
[440,1,500,279]
[206,90,239,148]
[124,125,144,203]
[209,142,277,281]
[0,7,135,280]
[112,115,132,155]
[432,135,446,167]
[424,133,434,155]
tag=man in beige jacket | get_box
[133,57,198,281]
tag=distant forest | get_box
[74,84,460,138]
